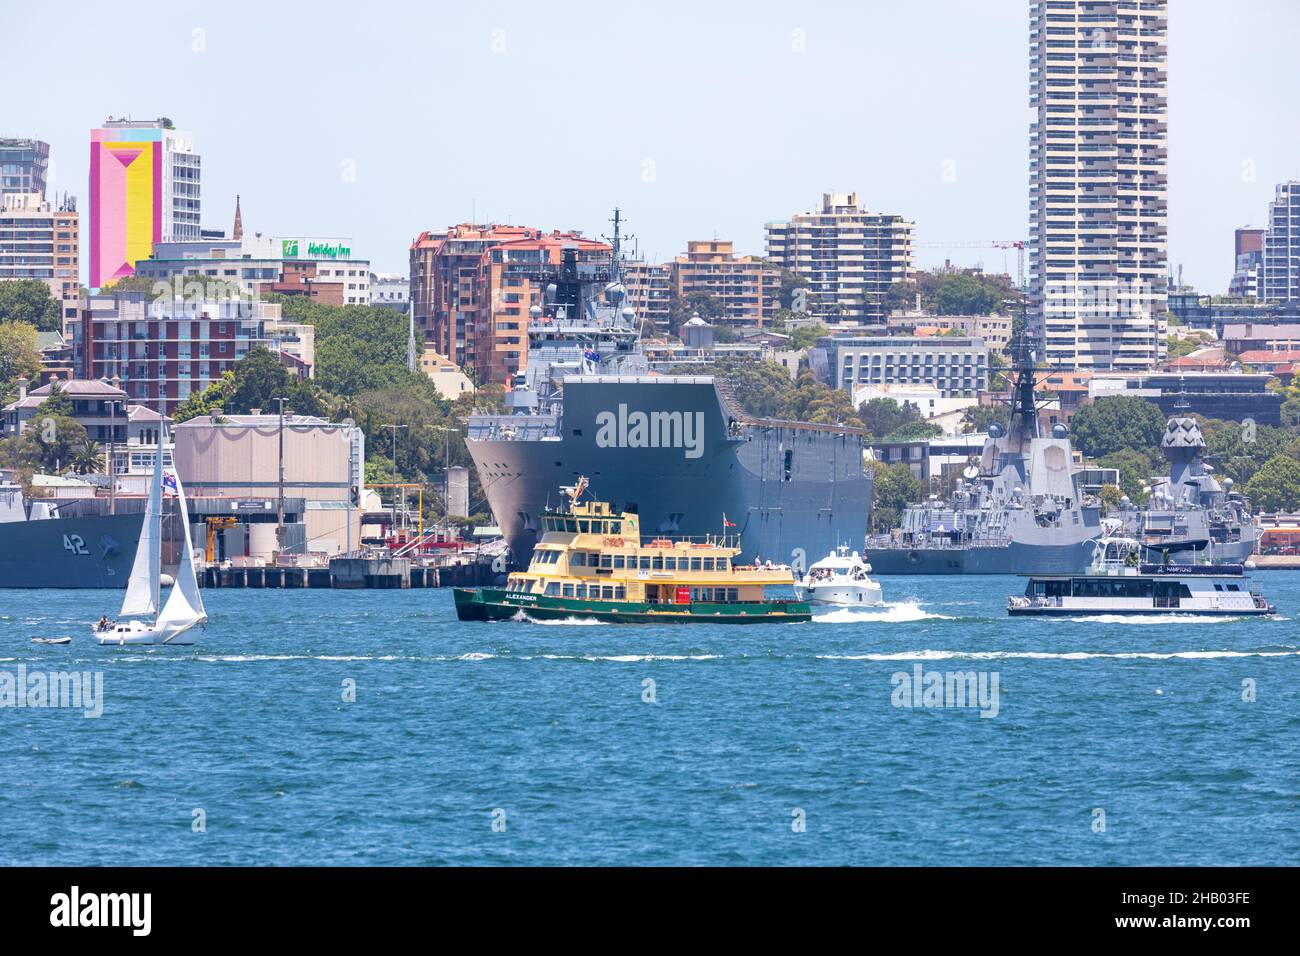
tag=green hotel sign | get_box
[281,238,351,260]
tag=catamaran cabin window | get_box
[1227,584,1240,591]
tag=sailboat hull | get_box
[92,619,202,646]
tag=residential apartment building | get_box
[370,272,409,313]
[1167,289,1300,335]
[670,240,782,326]
[621,260,671,330]
[137,235,370,305]
[73,291,280,416]
[765,192,914,323]
[89,117,201,287]
[885,310,1013,350]
[1230,227,1265,298]
[409,224,537,368]
[476,231,612,384]
[1260,181,1300,304]
[1028,0,1169,369]
[817,335,989,398]
[0,138,50,197]
[0,192,80,316]
[3,376,164,448]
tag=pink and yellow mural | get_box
[89,127,162,288]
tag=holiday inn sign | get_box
[280,238,352,260]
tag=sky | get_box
[5,0,1299,292]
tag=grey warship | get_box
[1118,408,1260,564]
[866,335,1103,574]
[466,214,873,569]
[0,478,145,588]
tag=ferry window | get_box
[545,582,560,596]
[570,552,584,567]
[614,586,626,600]
[691,557,703,572]
[727,588,738,602]
[652,555,664,571]
[609,521,621,535]
[719,559,729,572]
[1214,584,1223,591]
[1226,584,1240,592]
[613,555,626,569]
[578,520,590,533]
[639,556,651,570]
[663,557,675,571]
[602,586,614,600]
[600,554,613,569]
[566,519,578,533]
[562,584,575,597]
[703,558,715,571]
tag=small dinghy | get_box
[31,637,72,645]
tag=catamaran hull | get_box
[469,379,871,571]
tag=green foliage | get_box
[1070,396,1167,459]
[0,320,42,402]
[883,420,943,442]
[858,397,921,438]
[1244,455,1300,512]
[1097,449,1155,506]
[789,368,858,425]
[934,274,1001,316]
[775,268,810,310]
[0,413,89,475]
[0,279,61,332]
[1098,484,1124,511]
[686,357,795,418]
[787,322,828,350]
[866,461,924,534]
[171,372,234,424]
[40,380,74,418]
[884,269,1022,317]
[1200,417,1294,486]
[961,403,1008,435]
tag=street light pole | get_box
[384,423,407,548]
[273,397,287,560]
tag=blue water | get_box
[2,574,1297,866]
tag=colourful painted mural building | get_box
[89,118,201,288]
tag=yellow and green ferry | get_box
[454,478,810,624]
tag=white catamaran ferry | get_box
[1007,535,1275,617]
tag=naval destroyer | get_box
[465,214,873,570]
[865,336,1103,574]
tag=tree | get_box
[1069,396,1166,459]
[1097,449,1155,506]
[787,321,829,350]
[858,398,920,438]
[961,404,1008,435]
[0,321,42,402]
[0,413,88,474]
[684,357,796,419]
[884,420,943,442]
[866,461,924,534]
[789,367,858,425]
[1244,454,1300,512]
[72,439,104,475]
[171,373,234,424]
[1097,484,1124,511]
[0,279,61,331]
[934,274,1001,316]
[775,267,810,311]
[1201,417,1293,485]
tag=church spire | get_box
[232,194,243,240]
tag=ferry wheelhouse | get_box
[1007,536,1276,617]
[454,479,810,623]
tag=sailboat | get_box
[93,432,206,645]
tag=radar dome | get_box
[529,304,542,318]
[620,306,636,321]
[1052,423,1069,439]
[988,422,1005,438]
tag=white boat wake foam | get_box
[817,649,1300,661]
[812,600,953,624]
[1063,614,1277,625]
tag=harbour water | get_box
[2,575,1298,866]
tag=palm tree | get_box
[72,439,103,475]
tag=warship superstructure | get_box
[1119,409,1260,564]
[865,336,1103,574]
[465,212,873,569]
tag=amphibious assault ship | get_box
[865,335,1103,574]
[0,477,146,588]
[465,213,872,569]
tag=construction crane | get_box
[915,240,1026,290]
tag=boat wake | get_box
[1064,613,1277,625]
[512,611,603,626]
[817,649,1300,661]
[811,601,954,624]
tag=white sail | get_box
[119,432,163,618]
[157,469,205,641]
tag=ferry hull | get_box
[454,588,811,624]
[469,379,871,570]
[0,512,144,588]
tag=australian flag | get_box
[583,349,600,364]
[162,471,179,496]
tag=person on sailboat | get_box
[97,615,110,631]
